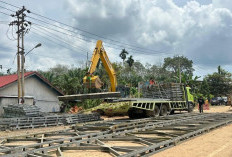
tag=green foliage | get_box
[38,55,199,95]
[200,79,210,97]
[126,55,134,68]
[40,64,88,95]
[80,99,103,109]
[163,55,194,77]
[119,49,128,62]
[205,66,232,97]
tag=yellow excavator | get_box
[83,40,117,92]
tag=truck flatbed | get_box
[58,92,121,101]
[106,98,171,102]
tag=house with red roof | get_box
[0,71,64,116]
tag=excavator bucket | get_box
[83,75,104,89]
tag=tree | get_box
[148,65,171,82]
[205,66,232,96]
[163,55,194,76]
[119,49,128,62]
[126,55,134,68]
[40,71,54,82]
[50,64,69,77]
[181,73,200,87]
[200,78,210,97]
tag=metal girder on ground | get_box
[58,92,121,101]
[0,113,101,131]
[0,113,231,157]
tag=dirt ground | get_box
[193,105,232,113]
[0,105,231,157]
[153,105,232,157]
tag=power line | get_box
[32,25,90,53]
[32,21,171,56]
[6,25,16,41]
[29,52,83,63]
[32,22,94,44]
[27,15,171,54]
[28,13,167,53]
[0,1,171,54]
[31,27,88,55]
[0,5,15,12]
[0,2,173,59]
[30,30,87,57]
[0,16,172,58]
[0,0,20,9]
[0,10,11,16]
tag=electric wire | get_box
[30,30,87,57]
[0,5,214,77]
[0,5,15,12]
[6,25,16,41]
[32,21,171,56]
[0,0,20,9]
[11,24,17,40]
[0,3,172,56]
[27,13,170,53]
[0,1,172,54]
[32,25,90,53]
[27,15,171,54]
[0,2,176,71]
[0,10,11,16]
[31,27,88,56]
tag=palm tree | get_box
[43,72,54,82]
[126,55,134,68]
[126,55,134,97]
[119,49,129,62]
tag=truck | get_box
[90,83,195,118]
[63,40,195,118]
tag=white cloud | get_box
[64,0,232,76]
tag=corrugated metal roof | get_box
[0,71,64,95]
[0,72,34,88]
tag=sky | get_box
[0,0,232,79]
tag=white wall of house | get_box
[0,75,61,114]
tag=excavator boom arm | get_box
[84,40,117,92]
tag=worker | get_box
[198,96,205,113]
[149,78,155,85]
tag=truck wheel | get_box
[170,110,175,115]
[95,109,104,115]
[160,105,168,116]
[128,108,138,119]
[146,106,160,117]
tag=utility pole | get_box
[9,6,31,104]
[86,51,89,69]
[179,58,181,83]
[21,7,25,102]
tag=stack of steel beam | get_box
[0,113,101,130]
[65,113,101,124]
[141,83,184,101]
[3,104,42,118]
[1,113,231,157]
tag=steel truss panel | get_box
[0,113,231,157]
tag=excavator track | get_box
[0,113,231,157]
